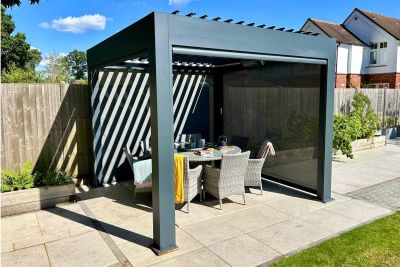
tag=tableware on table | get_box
[218,135,227,147]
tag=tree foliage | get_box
[44,52,69,82]
[1,6,43,83]
[1,0,39,8]
[1,65,45,83]
[333,92,381,158]
[66,50,87,80]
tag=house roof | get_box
[355,9,400,40]
[305,18,367,46]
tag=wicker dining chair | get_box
[123,146,152,201]
[204,151,250,209]
[124,146,202,212]
[244,140,275,195]
[183,156,203,213]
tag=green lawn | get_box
[273,212,400,267]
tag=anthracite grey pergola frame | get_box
[87,11,336,254]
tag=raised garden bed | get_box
[1,183,75,217]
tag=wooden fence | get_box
[334,88,400,124]
[1,84,399,182]
[0,83,93,182]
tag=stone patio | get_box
[2,142,399,267]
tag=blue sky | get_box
[6,0,400,56]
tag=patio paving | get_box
[2,143,399,266]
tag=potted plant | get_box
[383,116,398,139]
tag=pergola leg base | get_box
[151,244,179,256]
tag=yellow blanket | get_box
[174,154,185,204]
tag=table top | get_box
[180,146,241,162]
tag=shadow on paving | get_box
[46,205,153,248]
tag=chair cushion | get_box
[132,159,152,184]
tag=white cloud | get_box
[168,0,192,6]
[39,14,107,34]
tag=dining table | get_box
[179,146,242,162]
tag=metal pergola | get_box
[87,11,336,254]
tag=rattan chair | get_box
[124,146,202,212]
[183,156,203,213]
[123,146,152,201]
[204,151,250,209]
[244,141,275,194]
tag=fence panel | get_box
[334,88,400,126]
[0,83,93,181]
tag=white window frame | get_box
[368,83,389,89]
[369,41,388,66]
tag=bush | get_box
[333,92,380,158]
[1,65,45,83]
[35,169,73,187]
[1,161,34,192]
[1,161,73,193]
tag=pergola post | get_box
[317,49,335,202]
[148,13,177,254]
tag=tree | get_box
[65,50,87,80]
[1,6,41,71]
[26,48,42,70]
[1,65,45,83]
[2,0,39,8]
[43,52,69,82]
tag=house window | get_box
[369,42,387,65]
[368,83,389,89]
[369,42,378,65]
[369,51,377,64]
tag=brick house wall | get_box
[361,73,400,88]
[347,74,362,88]
[336,73,400,88]
[335,74,347,88]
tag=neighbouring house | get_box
[301,8,400,89]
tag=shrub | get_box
[1,161,34,192]
[1,161,73,192]
[1,65,45,83]
[333,92,380,158]
[35,169,73,187]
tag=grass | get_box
[273,212,400,267]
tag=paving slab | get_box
[324,199,391,222]
[150,247,228,267]
[219,204,292,233]
[118,228,202,266]
[1,245,50,267]
[208,234,280,267]
[36,203,94,235]
[298,209,359,233]
[265,196,324,217]
[1,212,42,244]
[180,215,244,246]
[248,218,331,254]
[46,231,118,267]
[333,144,400,194]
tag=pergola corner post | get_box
[317,46,336,202]
[148,13,177,255]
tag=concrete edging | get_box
[1,184,75,217]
